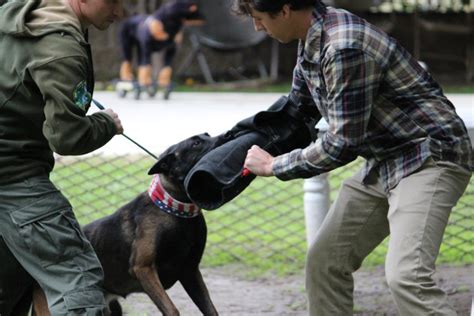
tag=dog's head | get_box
[148,132,229,191]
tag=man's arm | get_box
[244,62,320,177]
[270,49,383,180]
[31,56,120,155]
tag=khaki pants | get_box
[0,176,106,315]
[306,159,471,315]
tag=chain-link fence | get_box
[52,153,473,273]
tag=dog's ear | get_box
[148,153,174,175]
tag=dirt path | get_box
[117,264,472,315]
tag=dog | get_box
[31,132,230,316]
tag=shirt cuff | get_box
[272,148,305,181]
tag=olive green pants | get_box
[306,159,471,315]
[0,176,106,315]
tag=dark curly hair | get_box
[233,0,319,16]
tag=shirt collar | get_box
[300,2,327,63]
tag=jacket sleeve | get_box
[30,55,117,155]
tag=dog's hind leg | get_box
[130,231,179,316]
[180,269,218,316]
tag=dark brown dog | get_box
[32,132,229,316]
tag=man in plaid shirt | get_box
[236,0,473,315]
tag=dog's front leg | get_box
[180,269,218,316]
[131,236,179,316]
[32,282,50,316]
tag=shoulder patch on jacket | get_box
[73,80,91,110]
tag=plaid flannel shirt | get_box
[272,2,473,192]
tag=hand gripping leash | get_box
[92,99,159,160]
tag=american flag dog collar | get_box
[148,174,201,218]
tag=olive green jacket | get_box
[0,0,117,184]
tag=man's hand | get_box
[244,145,274,177]
[102,109,123,134]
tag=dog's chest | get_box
[154,219,207,287]
[156,217,206,254]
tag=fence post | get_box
[303,173,330,247]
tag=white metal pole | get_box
[471,296,473,316]
[303,173,330,247]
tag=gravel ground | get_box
[117,264,472,315]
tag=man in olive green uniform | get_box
[0,0,124,314]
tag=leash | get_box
[92,99,159,160]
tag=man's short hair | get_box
[234,0,319,16]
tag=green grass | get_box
[51,156,473,276]
[443,85,474,94]
[174,82,293,93]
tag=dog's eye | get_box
[193,140,201,147]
